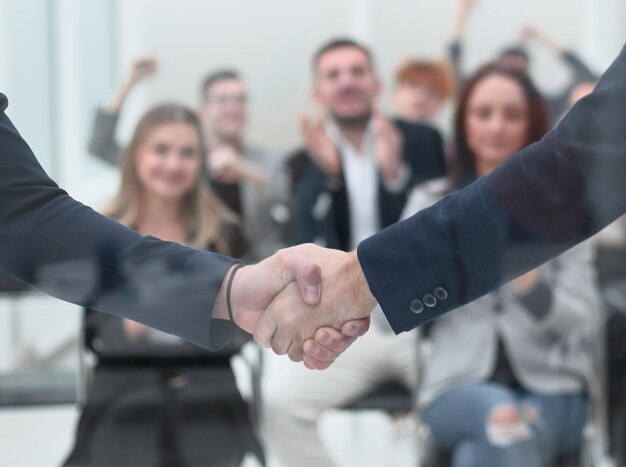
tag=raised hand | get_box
[208,145,244,184]
[127,56,158,86]
[520,24,563,53]
[300,113,341,177]
[208,145,266,186]
[105,55,158,113]
[451,0,479,42]
[373,108,405,183]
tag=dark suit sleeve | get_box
[0,94,237,350]
[358,44,626,334]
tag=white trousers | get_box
[261,326,418,467]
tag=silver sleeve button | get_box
[410,298,424,314]
[434,286,448,301]
[423,293,437,307]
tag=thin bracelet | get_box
[226,263,245,322]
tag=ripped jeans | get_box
[423,382,587,467]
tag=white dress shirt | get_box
[327,120,409,332]
[327,121,380,249]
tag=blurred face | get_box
[465,74,529,173]
[392,81,443,122]
[135,123,202,201]
[200,78,247,141]
[314,46,380,124]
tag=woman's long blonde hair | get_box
[104,103,234,254]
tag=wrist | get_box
[213,263,244,321]
[345,250,377,315]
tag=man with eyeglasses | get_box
[199,69,291,262]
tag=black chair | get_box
[341,380,413,414]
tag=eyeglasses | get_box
[206,94,248,105]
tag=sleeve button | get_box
[434,287,448,301]
[423,293,437,307]
[410,298,424,314]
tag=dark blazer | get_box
[290,119,447,250]
[0,94,237,351]
[358,44,626,334]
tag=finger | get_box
[341,317,371,338]
[303,338,340,362]
[275,251,321,305]
[311,327,356,355]
[314,103,326,125]
[271,334,293,357]
[371,106,384,133]
[287,342,304,363]
[276,321,304,362]
[252,315,277,349]
[303,353,334,371]
[313,113,325,131]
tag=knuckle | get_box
[288,351,303,363]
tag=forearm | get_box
[0,94,237,349]
[450,4,471,42]
[357,44,626,333]
[560,50,595,83]
[102,78,134,113]
[537,31,564,54]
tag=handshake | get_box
[214,243,378,370]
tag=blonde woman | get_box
[64,104,260,467]
[104,103,245,343]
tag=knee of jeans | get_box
[486,404,532,447]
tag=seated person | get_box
[403,63,597,467]
[89,57,289,263]
[448,0,595,124]
[264,38,447,467]
[63,104,261,467]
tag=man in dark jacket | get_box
[264,38,447,467]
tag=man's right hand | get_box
[300,113,341,177]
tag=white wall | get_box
[112,0,625,155]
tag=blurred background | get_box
[0,1,625,466]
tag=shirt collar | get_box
[326,118,377,155]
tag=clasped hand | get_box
[217,243,377,370]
